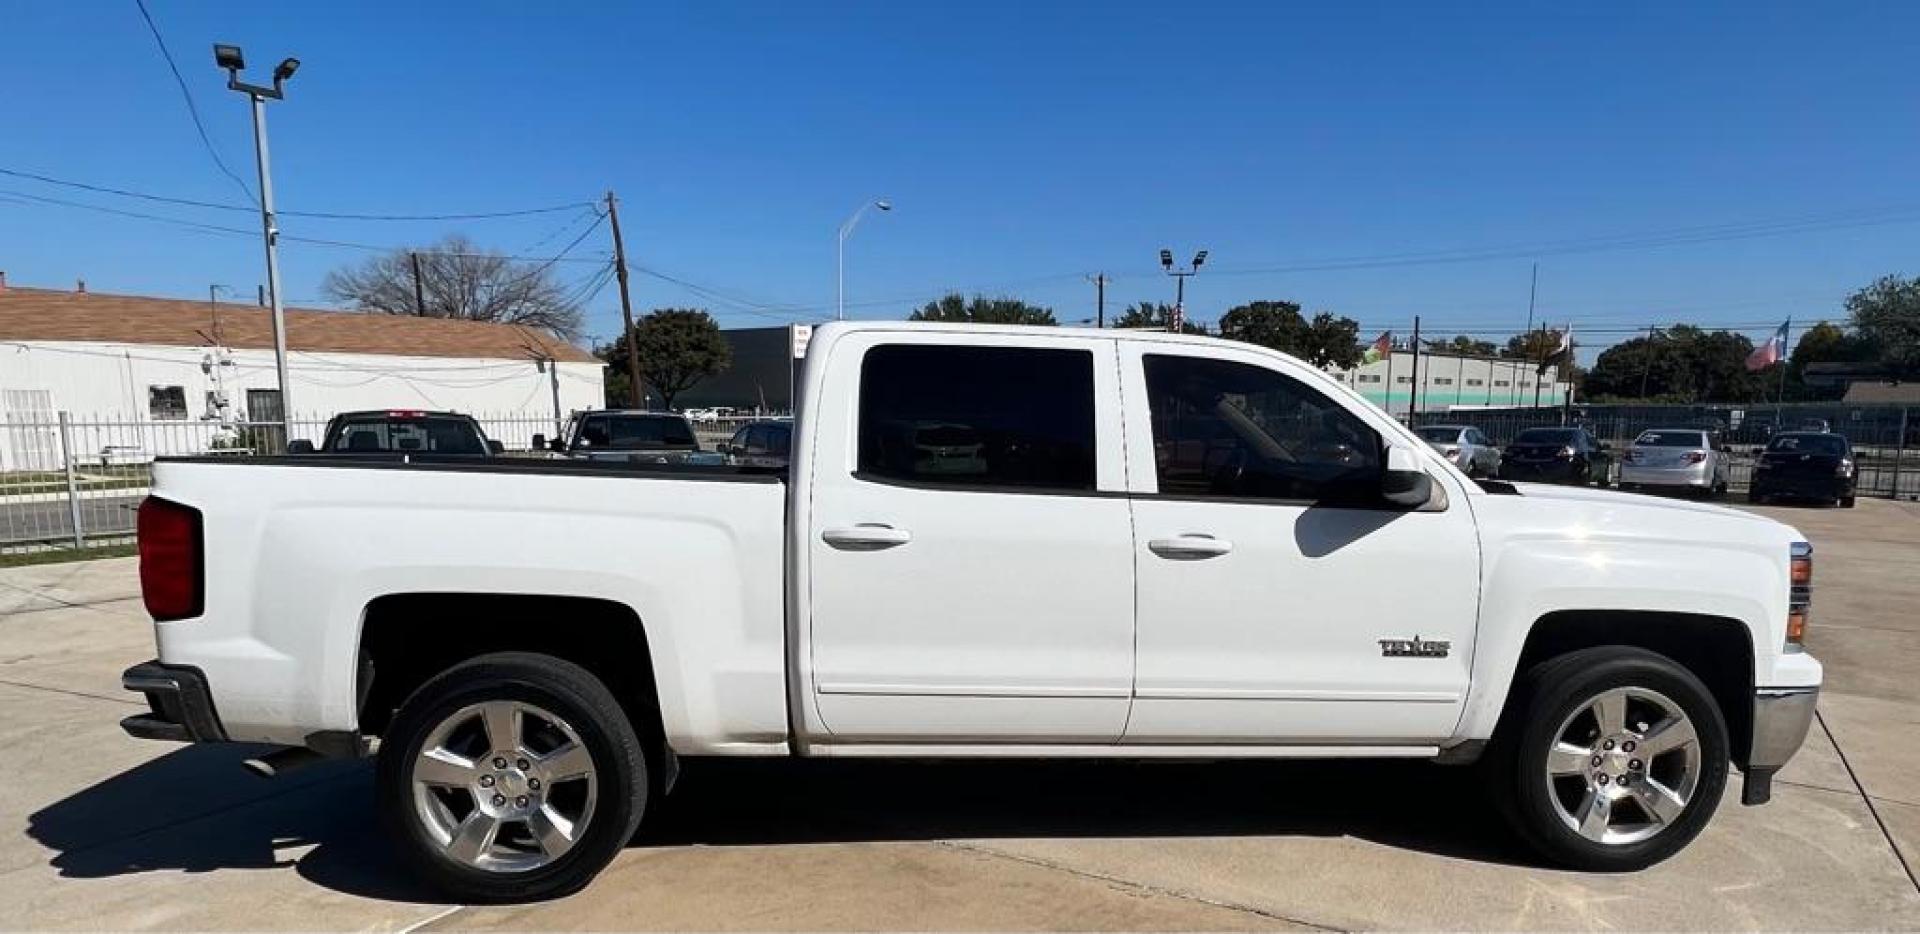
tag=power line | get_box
[0,165,598,221]
[0,188,609,262]
[131,0,256,205]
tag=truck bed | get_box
[145,456,792,755]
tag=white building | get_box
[1328,349,1571,416]
[0,284,604,469]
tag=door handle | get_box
[821,524,913,550]
[1147,534,1233,559]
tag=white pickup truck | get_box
[122,323,1821,900]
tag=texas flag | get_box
[1746,320,1790,371]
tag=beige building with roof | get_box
[0,282,605,469]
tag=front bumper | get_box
[1741,686,1819,805]
[121,660,228,743]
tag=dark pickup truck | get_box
[289,410,504,457]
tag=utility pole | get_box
[606,190,645,409]
[1087,273,1107,328]
[1640,324,1658,398]
[545,356,563,438]
[1408,316,1422,422]
[410,252,427,317]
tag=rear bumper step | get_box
[121,660,228,744]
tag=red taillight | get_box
[1685,451,1708,464]
[138,498,203,622]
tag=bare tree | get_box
[321,235,587,339]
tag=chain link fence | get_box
[1408,402,1916,499]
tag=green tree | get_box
[1436,335,1498,356]
[1216,300,1362,369]
[1582,326,1766,402]
[601,308,731,409]
[910,293,1057,325]
[1109,302,1205,334]
[1845,274,1920,375]
[1502,330,1563,360]
[1787,320,1880,400]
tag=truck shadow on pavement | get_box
[28,746,1532,904]
[26,743,444,904]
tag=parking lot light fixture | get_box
[214,42,299,437]
[837,199,893,322]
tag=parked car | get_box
[124,322,1818,900]
[1498,427,1614,486]
[289,410,503,457]
[1749,432,1856,507]
[1620,428,1731,498]
[534,410,722,465]
[1413,424,1502,477]
[719,419,792,472]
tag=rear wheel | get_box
[377,652,648,902]
[1841,495,1856,508]
[1494,646,1729,871]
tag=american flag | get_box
[1746,320,1789,371]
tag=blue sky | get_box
[3,2,1917,361]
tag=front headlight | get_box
[1837,459,1854,477]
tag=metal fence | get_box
[0,411,780,559]
[1409,402,1917,500]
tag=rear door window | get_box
[857,345,1096,491]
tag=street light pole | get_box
[216,44,299,435]
[247,93,291,425]
[1160,248,1207,332]
[837,199,891,321]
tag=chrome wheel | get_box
[1544,686,1701,846]
[410,700,598,873]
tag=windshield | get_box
[324,415,488,454]
[1634,430,1708,448]
[1415,427,1464,443]
[574,414,697,450]
[1768,434,1848,455]
[1513,428,1579,445]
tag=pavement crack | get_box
[0,677,143,707]
[938,839,1347,932]
[1817,709,1920,895]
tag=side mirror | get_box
[487,439,506,455]
[286,439,315,454]
[549,437,567,452]
[1381,446,1434,508]
[531,433,546,451]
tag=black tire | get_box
[1841,495,1856,508]
[377,652,649,902]
[1492,646,1729,872]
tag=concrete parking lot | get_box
[3,500,1918,930]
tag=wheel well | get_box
[1514,610,1755,764]
[357,593,666,765]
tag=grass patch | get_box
[0,542,139,568]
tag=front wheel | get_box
[1495,646,1729,871]
[377,652,649,902]
[1841,495,1856,508]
